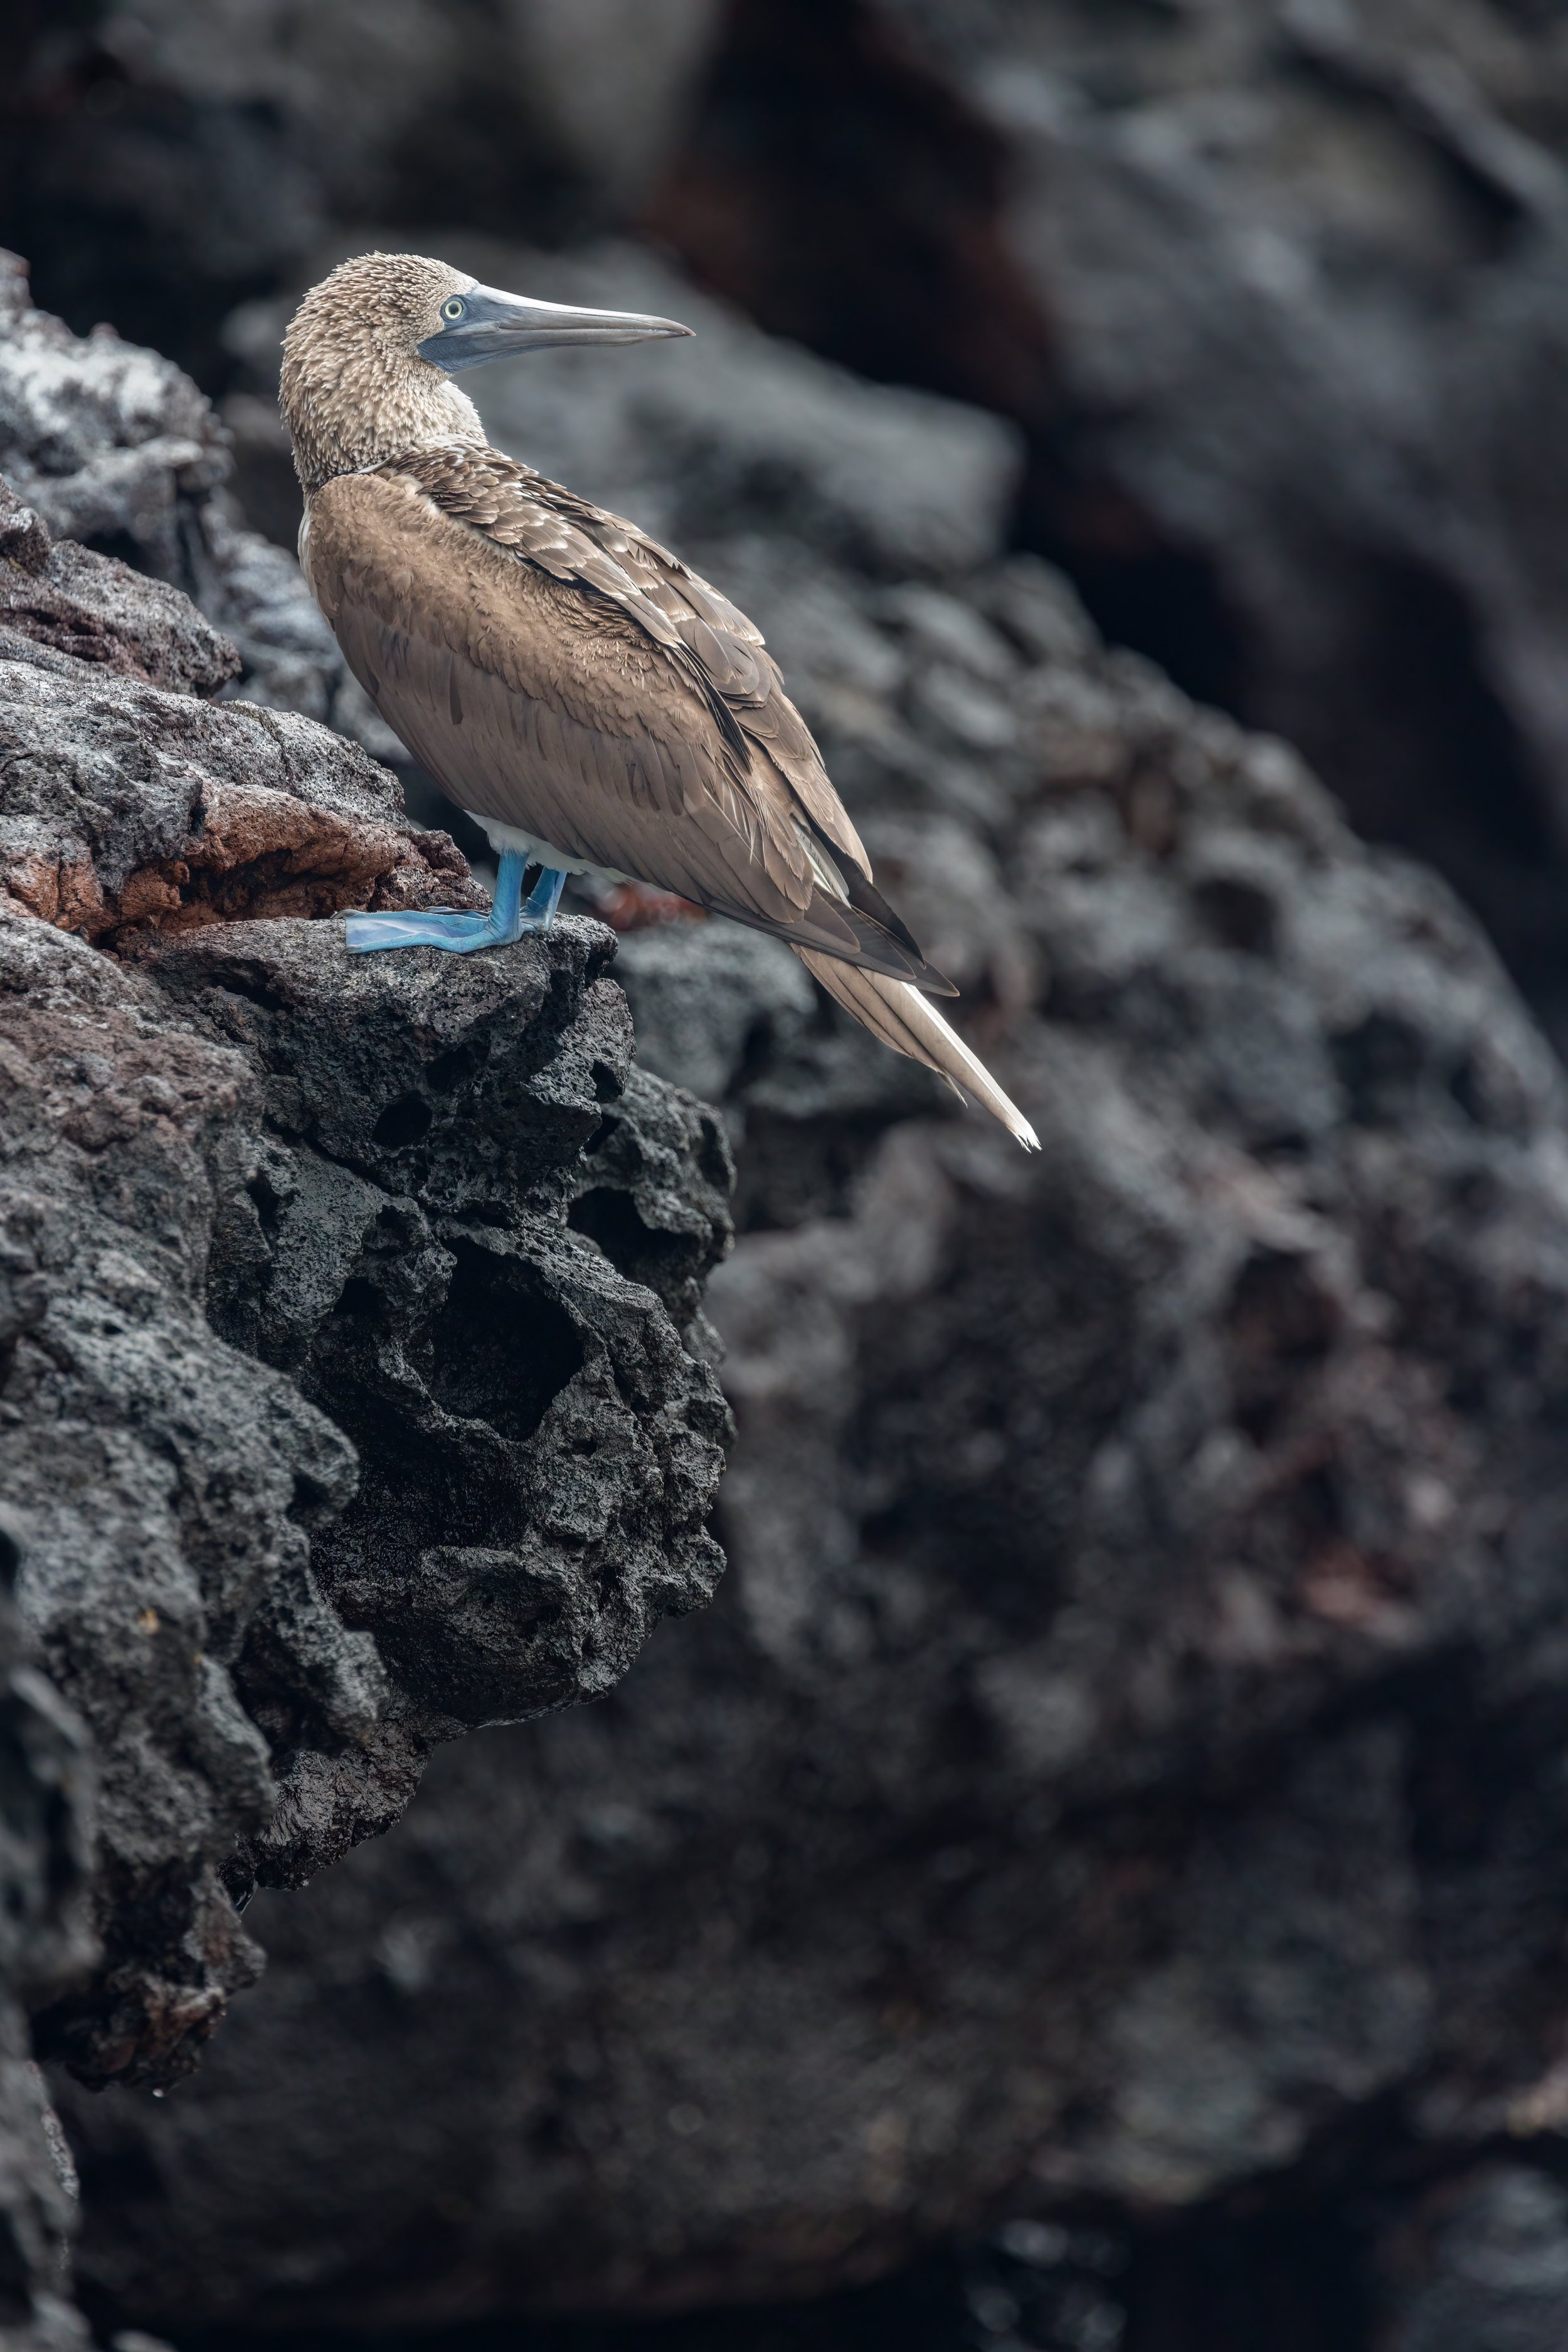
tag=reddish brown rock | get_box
[0,477,240,696]
[0,628,482,950]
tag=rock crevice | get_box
[0,270,733,2094]
[50,237,1568,2339]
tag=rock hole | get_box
[289,1469,341,1528]
[590,1059,624,1104]
[204,958,289,1010]
[1192,873,1277,956]
[1448,1054,1488,1126]
[425,1046,477,1094]
[1226,1248,1340,1446]
[736,1014,776,1089]
[372,1093,433,1150]
[569,1187,682,1283]
[1332,1013,1427,1125]
[423,1244,583,1446]
[245,1170,283,1233]
[697,1112,733,1193]
[334,1278,382,1325]
[455,1199,513,1227]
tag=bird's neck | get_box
[281,343,486,495]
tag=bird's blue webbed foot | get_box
[346,851,566,955]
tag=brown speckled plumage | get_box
[280,252,1039,1145]
[282,252,484,495]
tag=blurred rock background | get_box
[18,0,1568,1042]
[11,3,1568,2349]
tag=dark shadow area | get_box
[1125,2204,1372,2352]
[112,2259,970,2352]
[642,0,1256,719]
[85,2204,1382,2352]
[643,0,1054,425]
[643,0,1568,1032]
[1249,551,1568,1030]
[1020,460,1256,719]
[421,1247,584,1445]
[0,6,596,391]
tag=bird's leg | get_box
[515,861,568,931]
[345,851,568,955]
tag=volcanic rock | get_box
[659,0,1568,1041]
[1373,2163,1568,2352]
[0,484,731,2092]
[54,248,1568,2329]
[0,248,395,759]
[0,1513,96,2351]
[18,3,1568,1043]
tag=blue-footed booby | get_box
[280,252,1039,1148]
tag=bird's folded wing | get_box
[383,445,876,877]
[531,473,873,878]
[306,461,940,982]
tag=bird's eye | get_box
[443,297,465,322]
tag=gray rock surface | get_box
[867,0,1568,1032]
[54,248,1568,2329]
[0,557,476,950]
[1374,2164,1568,2352]
[0,478,239,700]
[9,0,722,324]
[0,1514,96,2351]
[0,474,731,2090]
[0,249,396,763]
[9,12,1568,2340]
[18,1,1568,1036]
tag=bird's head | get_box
[280,250,692,494]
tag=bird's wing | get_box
[305,453,943,984]
[527,470,873,878]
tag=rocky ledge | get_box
[9,230,1568,2351]
[34,240,1568,2350]
[0,347,731,2103]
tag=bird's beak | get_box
[418,282,694,374]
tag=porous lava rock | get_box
[55,248,1568,2337]
[29,0,1568,1047]
[155,911,733,1899]
[0,477,238,699]
[0,1518,96,2352]
[660,0,1568,1041]
[17,4,1568,1029]
[0,248,394,760]
[0,580,478,948]
[1370,2162,1568,2352]
[1,469,731,2091]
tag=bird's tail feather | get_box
[793,947,1040,1152]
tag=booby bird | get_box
[280,252,1039,1149]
